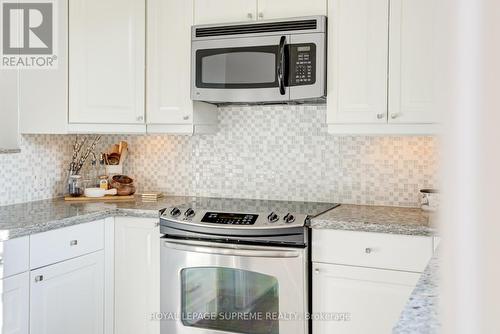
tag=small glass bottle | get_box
[99,175,109,190]
[88,159,99,188]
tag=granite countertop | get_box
[0,198,438,240]
[310,204,437,236]
[0,197,439,330]
[0,196,190,241]
[393,251,440,333]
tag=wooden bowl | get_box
[110,175,136,196]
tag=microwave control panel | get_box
[288,43,316,86]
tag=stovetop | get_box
[159,197,339,246]
[162,197,338,219]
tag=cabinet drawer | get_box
[30,221,104,269]
[0,236,30,279]
[312,230,433,272]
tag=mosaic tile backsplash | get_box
[0,105,438,207]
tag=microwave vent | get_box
[195,19,318,38]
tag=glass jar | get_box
[68,175,84,197]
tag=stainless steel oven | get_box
[161,239,308,334]
[191,16,327,104]
[159,197,339,334]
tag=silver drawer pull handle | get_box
[314,268,320,274]
[70,240,78,246]
[365,247,372,254]
[35,275,44,282]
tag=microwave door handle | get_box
[277,36,286,95]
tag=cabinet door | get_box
[19,0,68,134]
[194,0,257,24]
[1,272,29,334]
[30,252,104,334]
[69,0,145,124]
[114,218,159,334]
[257,0,326,20]
[388,0,438,123]
[0,68,19,150]
[327,0,389,124]
[313,262,419,334]
[147,0,194,125]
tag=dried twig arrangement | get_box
[69,135,101,175]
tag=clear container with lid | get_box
[68,175,84,197]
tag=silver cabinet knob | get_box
[314,268,320,274]
[365,247,372,254]
[258,12,264,19]
[35,275,44,282]
[247,13,253,19]
[70,240,78,246]
[183,115,190,121]
[137,115,144,121]
[377,113,385,119]
[390,113,399,119]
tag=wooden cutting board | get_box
[64,195,135,202]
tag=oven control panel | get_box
[201,212,258,225]
[160,207,310,230]
[289,43,316,86]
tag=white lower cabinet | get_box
[114,217,160,334]
[1,272,29,334]
[313,262,419,334]
[29,251,105,334]
[312,229,433,334]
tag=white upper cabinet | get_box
[19,0,68,134]
[194,0,326,25]
[147,0,217,134]
[257,0,327,20]
[327,0,439,134]
[388,0,438,124]
[327,0,389,124]
[0,69,19,151]
[194,0,257,24]
[69,0,146,125]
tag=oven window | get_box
[196,46,279,89]
[181,267,279,334]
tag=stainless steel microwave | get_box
[191,16,327,104]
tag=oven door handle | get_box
[277,35,287,96]
[163,240,300,258]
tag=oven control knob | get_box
[267,212,279,223]
[283,213,295,224]
[184,208,196,219]
[170,207,181,218]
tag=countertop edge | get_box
[393,251,440,333]
[310,218,436,237]
[0,208,161,241]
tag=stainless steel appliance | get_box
[191,16,327,104]
[160,197,338,334]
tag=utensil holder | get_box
[105,165,123,176]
